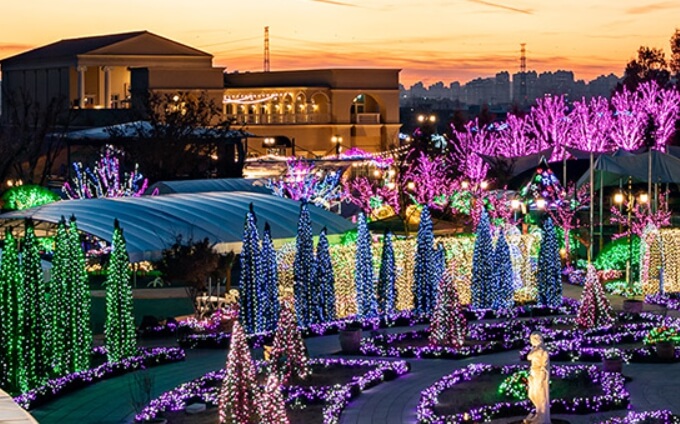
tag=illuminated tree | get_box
[104,219,137,363]
[0,185,60,211]
[239,204,263,334]
[471,210,494,309]
[0,230,26,393]
[575,265,614,328]
[537,217,562,307]
[413,206,437,315]
[355,212,378,318]
[262,222,280,333]
[429,271,466,348]
[48,218,70,375]
[21,220,49,388]
[270,300,309,384]
[403,152,452,209]
[219,321,259,424]
[257,373,289,424]
[267,159,342,210]
[493,230,515,310]
[526,94,571,160]
[568,96,614,153]
[68,217,93,372]
[639,81,680,150]
[547,183,590,264]
[377,231,396,316]
[611,86,648,151]
[294,202,317,326]
[450,119,494,181]
[316,228,336,323]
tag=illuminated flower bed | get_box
[645,293,680,311]
[597,409,677,423]
[417,363,629,423]
[135,358,410,424]
[14,346,185,410]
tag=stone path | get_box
[30,286,680,423]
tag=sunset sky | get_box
[0,0,678,87]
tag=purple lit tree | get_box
[611,86,648,151]
[639,81,680,150]
[610,193,672,239]
[547,183,590,264]
[493,114,537,157]
[568,96,614,153]
[403,152,452,209]
[450,119,495,182]
[526,95,571,161]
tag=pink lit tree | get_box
[218,321,259,424]
[610,86,648,151]
[450,119,495,182]
[493,114,539,157]
[270,300,310,384]
[547,182,591,263]
[403,151,452,209]
[526,95,571,161]
[610,193,672,239]
[568,97,615,153]
[639,81,680,151]
[575,265,614,328]
[257,373,289,424]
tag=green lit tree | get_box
[377,230,396,316]
[21,219,50,388]
[68,217,92,371]
[48,218,70,375]
[219,321,259,424]
[537,217,562,307]
[0,230,26,393]
[104,219,137,363]
[316,227,336,323]
[355,212,377,318]
[471,210,494,309]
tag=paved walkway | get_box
[29,286,680,423]
[0,388,38,424]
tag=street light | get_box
[417,114,436,124]
[331,135,343,156]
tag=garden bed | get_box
[417,363,629,423]
[136,358,410,424]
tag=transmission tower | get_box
[519,43,527,105]
[264,26,270,72]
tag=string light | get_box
[537,217,562,308]
[355,213,378,318]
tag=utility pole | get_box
[264,26,270,72]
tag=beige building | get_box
[1,31,401,156]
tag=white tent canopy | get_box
[0,192,354,262]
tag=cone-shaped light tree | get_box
[355,212,378,318]
[262,222,280,332]
[493,230,515,310]
[575,265,615,328]
[414,206,437,315]
[537,217,562,307]
[0,230,26,393]
[257,372,289,424]
[104,219,137,363]
[21,219,50,388]
[218,321,259,424]
[68,216,93,372]
[270,300,310,384]
[429,270,467,348]
[377,230,396,316]
[316,227,336,323]
[48,218,70,375]
[239,204,264,334]
[471,210,494,309]
[294,202,317,326]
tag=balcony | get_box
[228,113,331,125]
[353,113,381,124]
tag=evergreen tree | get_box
[0,230,26,393]
[377,230,396,316]
[493,230,515,310]
[219,321,259,424]
[239,204,263,334]
[355,212,377,318]
[21,219,49,388]
[429,271,467,348]
[575,265,614,328]
[68,217,92,371]
[471,210,494,309]
[270,300,310,384]
[294,202,316,326]
[104,219,137,363]
[257,373,289,424]
[433,241,446,294]
[414,206,437,315]
[537,217,562,308]
[261,222,280,333]
[48,218,70,375]
[315,227,336,323]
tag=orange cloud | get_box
[625,1,679,14]
[466,0,533,15]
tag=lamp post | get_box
[613,177,648,291]
[331,135,342,157]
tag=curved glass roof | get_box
[0,192,354,262]
[146,178,271,195]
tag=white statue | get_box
[524,331,551,424]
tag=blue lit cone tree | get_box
[270,300,309,384]
[316,227,336,323]
[48,218,70,375]
[414,206,437,315]
[294,202,317,326]
[471,210,494,309]
[355,212,378,318]
[21,219,50,388]
[537,217,562,308]
[429,270,467,348]
[493,230,515,310]
[262,222,280,332]
[68,216,93,372]
[104,219,137,363]
[239,203,263,334]
[219,321,259,424]
[377,230,396,316]
[0,230,26,393]
[575,265,614,328]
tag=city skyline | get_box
[0,0,678,86]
